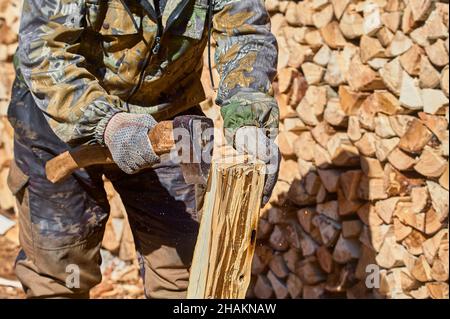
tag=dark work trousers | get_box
[7,78,204,298]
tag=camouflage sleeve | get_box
[212,0,279,143]
[16,0,125,146]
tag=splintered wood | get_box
[187,157,265,299]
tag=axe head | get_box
[173,115,214,185]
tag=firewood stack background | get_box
[0,0,449,299]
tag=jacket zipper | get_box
[126,0,196,105]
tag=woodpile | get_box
[0,0,19,213]
[248,0,449,299]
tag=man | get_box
[7,0,279,298]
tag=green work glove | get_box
[104,112,160,174]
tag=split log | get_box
[339,85,369,116]
[426,282,449,299]
[387,148,416,171]
[358,175,388,200]
[386,31,413,57]
[339,10,364,40]
[410,186,429,214]
[361,156,384,178]
[312,214,341,247]
[421,89,449,115]
[313,44,332,66]
[363,2,382,35]
[375,197,403,224]
[324,98,348,126]
[297,207,317,234]
[320,21,347,49]
[187,157,265,299]
[399,44,423,76]
[381,11,401,33]
[418,112,448,142]
[398,119,433,154]
[376,233,408,268]
[399,71,423,110]
[301,62,325,85]
[409,0,433,22]
[316,201,340,222]
[414,147,447,177]
[380,57,403,96]
[425,39,449,68]
[252,245,272,275]
[347,55,385,92]
[389,115,416,137]
[296,257,327,285]
[331,0,350,20]
[379,26,396,47]
[395,202,425,233]
[383,163,425,197]
[411,255,433,282]
[403,230,427,256]
[311,122,336,148]
[267,271,289,299]
[375,137,399,162]
[342,220,363,238]
[419,56,441,89]
[333,234,361,264]
[337,187,364,216]
[348,116,363,141]
[254,275,273,299]
[375,114,397,138]
[327,133,360,166]
[422,229,448,264]
[286,273,303,299]
[316,246,334,273]
[317,169,340,193]
[357,203,383,227]
[393,218,413,242]
[270,224,290,252]
[427,181,449,223]
[355,133,377,157]
[424,207,444,236]
[360,35,385,63]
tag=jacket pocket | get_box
[7,160,29,201]
[99,0,142,36]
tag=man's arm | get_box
[16,0,124,146]
[212,0,280,206]
[212,0,279,143]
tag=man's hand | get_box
[104,112,160,174]
[234,126,280,207]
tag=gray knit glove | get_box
[104,112,160,174]
[234,126,281,207]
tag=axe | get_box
[45,115,214,184]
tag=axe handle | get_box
[45,121,174,183]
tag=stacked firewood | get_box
[0,0,19,213]
[249,0,449,299]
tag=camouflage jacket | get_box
[15,0,278,146]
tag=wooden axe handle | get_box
[45,121,174,183]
